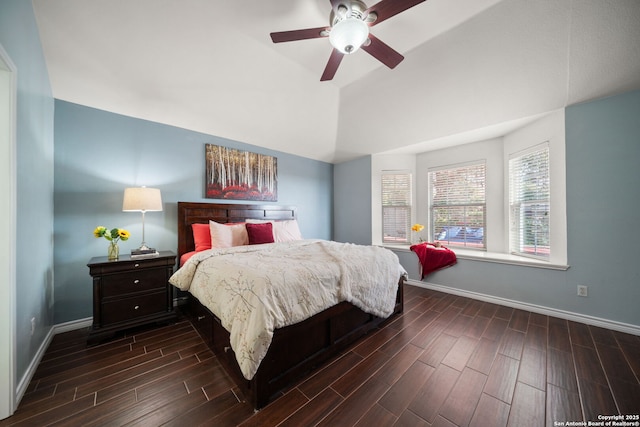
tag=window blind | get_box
[382,172,411,244]
[509,144,550,259]
[429,162,486,249]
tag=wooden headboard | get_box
[177,202,297,258]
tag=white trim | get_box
[406,279,640,336]
[508,140,549,160]
[384,244,570,271]
[15,317,92,406]
[54,317,93,334]
[372,154,417,247]
[15,327,54,404]
[427,161,487,247]
[426,158,487,173]
[0,42,17,420]
[453,249,569,271]
[503,110,567,266]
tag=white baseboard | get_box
[15,327,54,405]
[53,317,93,334]
[15,317,92,407]
[406,279,640,336]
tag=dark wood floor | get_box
[2,285,639,426]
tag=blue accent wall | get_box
[53,101,333,323]
[564,90,640,326]
[0,0,55,383]
[334,156,372,244]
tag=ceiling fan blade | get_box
[365,0,426,26]
[320,49,344,81]
[270,27,329,43]
[361,34,404,69]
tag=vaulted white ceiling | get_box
[32,0,640,163]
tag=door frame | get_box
[0,42,17,419]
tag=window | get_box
[428,162,486,249]
[384,111,566,268]
[509,144,550,259]
[382,171,411,244]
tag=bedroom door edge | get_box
[0,41,17,420]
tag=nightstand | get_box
[87,250,177,344]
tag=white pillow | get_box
[209,220,248,248]
[273,219,303,242]
[245,219,303,242]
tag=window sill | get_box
[382,244,570,271]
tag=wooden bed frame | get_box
[176,201,404,409]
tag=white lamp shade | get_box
[122,187,163,212]
[329,18,369,54]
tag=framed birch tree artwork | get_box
[205,144,278,201]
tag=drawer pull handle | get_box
[197,315,206,321]
[134,305,140,310]
[133,279,140,284]
[134,263,140,268]
[224,346,231,353]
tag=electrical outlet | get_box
[30,317,36,336]
[577,285,588,297]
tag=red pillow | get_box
[192,223,212,252]
[246,222,274,245]
[180,251,197,267]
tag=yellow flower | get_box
[93,226,107,238]
[411,224,424,232]
[93,226,130,243]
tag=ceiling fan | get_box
[270,0,426,81]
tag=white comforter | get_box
[169,239,404,380]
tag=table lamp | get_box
[122,186,162,254]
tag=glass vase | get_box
[107,241,119,260]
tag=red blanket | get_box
[410,242,457,279]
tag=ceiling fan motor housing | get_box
[330,0,368,25]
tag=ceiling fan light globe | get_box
[329,18,369,54]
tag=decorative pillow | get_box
[192,223,212,252]
[245,219,303,242]
[209,220,249,248]
[272,220,303,242]
[244,219,271,225]
[246,222,275,245]
[180,251,197,267]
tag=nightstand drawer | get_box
[102,268,166,297]
[90,257,174,275]
[87,251,177,344]
[101,291,167,324]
